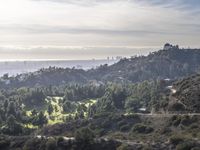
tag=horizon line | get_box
[0,58,120,62]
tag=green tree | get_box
[38,111,47,127]
[47,104,54,115]
[125,96,141,113]
[32,111,48,127]
[7,101,16,116]
[5,115,23,135]
[75,127,95,143]
[31,109,38,116]
[46,138,57,150]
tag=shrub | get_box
[126,114,140,120]
[191,147,200,150]
[56,136,64,144]
[169,115,182,126]
[117,143,132,150]
[46,138,57,150]
[93,128,106,137]
[173,118,182,126]
[131,123,153,134]
[189,124,199,129]
[169,135,184,145]
[160,127,172,134]
[120,125,130,132]
[169,102,185,111]
[75,127,95,142]
[180,116,192,126]
[0,139,10,149]
[176,141,195,150]
[117,120,127,127]
[23,138,46,150]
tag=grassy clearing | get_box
[24,123,38,129]
[24,97,97,128]
[78,99,97,108]
[26,110,32,117]
[46,96,64,124]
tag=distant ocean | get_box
[0,59,118,76]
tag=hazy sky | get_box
[0,0,200,60]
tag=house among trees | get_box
[163,43,179,50]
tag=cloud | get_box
[2,23,200,37]
[31,0,200,9]
[0,24,173,36]
[0,45,156,60]
[0,0,200,60]
[31,0,124,7]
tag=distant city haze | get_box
[0,59,117,76]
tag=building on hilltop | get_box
[163,43,179,50]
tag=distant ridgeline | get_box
[0,43,200,88]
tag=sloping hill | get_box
[0,67,88,88]
[168,74,200,112]
[1,46,200,88]
[89,47,200,82]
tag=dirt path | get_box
[135,113,200,117]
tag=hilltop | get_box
[89,45,200,82]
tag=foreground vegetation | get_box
[1,46,200,149]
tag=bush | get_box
[75,127,95,142]
[131,123,153,134]
[117,143,133,150]
[160,127,171,134]
[117,120,127,127]
[191,147,200,150]
[169,102,185,111]
[169,115,181,126]
[126,114,140,120]
[0,139,10,149]
[23,138,46,150]
[169,115,195,127]
[101,119,112,128]
[176,141,195,150]
[173,119,182,126]
[120,125,130,132]
[93,128,106,137]
[46,138,57,150]
[189,123,199,129]
[56,136,64,144]
[169,135,184,145]
[180,116,192,126]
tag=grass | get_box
[78,99,97,117]
[46,96,64,124]
[24,123,38,129]
[24,97,97,128]
[78,99,97,108]
[26,110,32,117]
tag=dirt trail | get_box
[135,113,200,117]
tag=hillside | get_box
[1,45,200,88]
[168,74,200,112]
[89,47,200,82]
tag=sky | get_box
[0,0,200,60]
